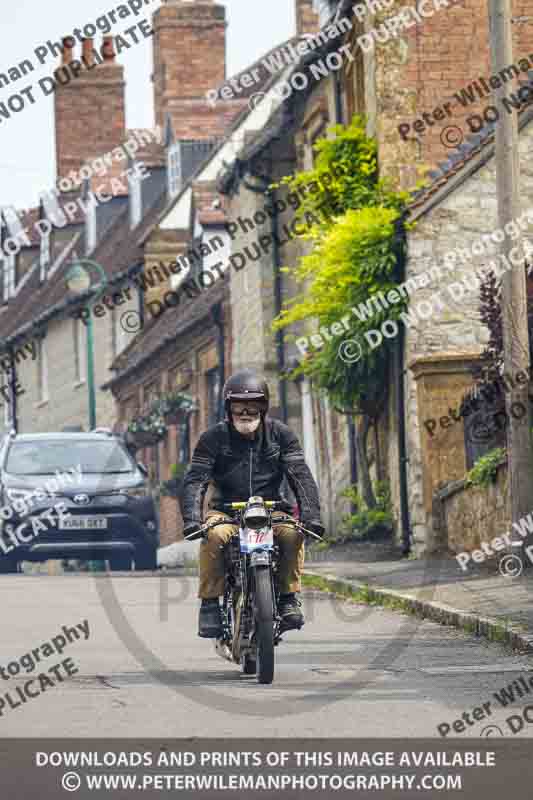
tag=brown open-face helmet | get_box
[223,369,269,420]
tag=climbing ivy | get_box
[271,116,414,507]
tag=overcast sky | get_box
[0,0,294,210]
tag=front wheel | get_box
[241,654,257,675]
[253,567,275,684]
[109,554,132,571]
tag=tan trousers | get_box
[198,510,305,599]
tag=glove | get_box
[301,519,325,539]
[183,521,202,540]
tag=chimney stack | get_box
[54,36,126,182]
[295,0,320,36]
[152,0,229,138]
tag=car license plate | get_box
[58,516,108,530]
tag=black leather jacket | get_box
[180,417,322,525]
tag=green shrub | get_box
[465,448,506,488]
[335,481,393,542]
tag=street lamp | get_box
[65,259,107,430]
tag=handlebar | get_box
[183,513,323,542]
[221,500,284,510]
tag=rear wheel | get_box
[109,554,132,571]
[253,567,275,685]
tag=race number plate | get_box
[239,526,274,553]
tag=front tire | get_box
[253,567,275,685]
[241,654,257,675]
[0,556,19,574]
[134,546,157,571]
[109,554,132,571]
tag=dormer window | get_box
[314,0,334,25]
[2,253,16,301]
[167,143,182,198]
[129,171,142,229]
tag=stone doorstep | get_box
[304,570,533,654]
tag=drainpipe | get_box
[7,348,18,433]
[242,174,288,423]
[270,186,288,424]
[333,69,358,494]
[211,302,225,422]
[394,217,412,555]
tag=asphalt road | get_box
[0,571,532,738]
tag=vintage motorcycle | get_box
[185,496,322,685]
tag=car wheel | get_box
[0,556,19,574]
[134,546,157,571]
[109,554,132,571]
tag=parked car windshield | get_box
[5,440,136,475]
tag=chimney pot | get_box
[82,38,95,66]
[61,36,75,65]
[102,36,116,62]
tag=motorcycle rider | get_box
[181,369,324,639]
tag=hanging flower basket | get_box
[154,391,198,426]
[127,410,167,448]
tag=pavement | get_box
[305,541,533,653]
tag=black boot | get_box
[198,599,223,638]
[278,593,304,631]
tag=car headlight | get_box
[5,489,36,513]
[6,488,34,503]
[118,486,150,499]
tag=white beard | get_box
[233,418,260,436]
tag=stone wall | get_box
[433,459,509,555]
[400,113,533,552]
[368,0,533,190]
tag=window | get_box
[36,337,48,404]
[177,418,191,464]
[40,228,50,277]
[314,0,334,25]
[3,384,11,428]
[129,171,142,229]
[73,318,85,384]
[2,253,17,301]
[206,367,221,426]
[86,198,97,255]
[111,306,129,359]
[167,143,182,198]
